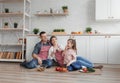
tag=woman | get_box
[48,36,64,66]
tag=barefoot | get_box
[37,67,45,72]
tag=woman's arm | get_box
[48,47,54,59]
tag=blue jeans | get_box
[67,60,82,71]
[77,56,94,68]
[21,59,53,69]
[67,56,94,71]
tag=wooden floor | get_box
[0,62,120,83]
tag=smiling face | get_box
[40,33,48,42]
[67,40,74,49]
[51,37,57,46]
[66,39,77,51]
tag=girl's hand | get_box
[66,63,70,67]
[65,45,69,50]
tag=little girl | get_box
[63,39,82,71]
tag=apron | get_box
[38,43,51,60]
[55,50,64,66]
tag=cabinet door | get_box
[56,36,69,49]
[26,36,40,61]
[75,36,89,59]
[108,36,120,64]
[89,36,107,63]
[96,0,109,20]
[111,0,120,19]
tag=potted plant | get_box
[33,28,39,34]
[4,22,8,28]
[53,29,57,32]
[62,6,68,13]
[14,22,18,28]
[61,29,65,32]
[85,27,92,33]
[5,8,9,13]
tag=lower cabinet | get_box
[26,35,120,64]
[75,36,90,59]
[26,36,40,61]
[89,36,107,63]
[108,36,120,64]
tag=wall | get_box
[31,0,120,34]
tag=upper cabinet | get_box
[95,0,120,21]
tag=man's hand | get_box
[37,57,42,65]
[32,54,42,65]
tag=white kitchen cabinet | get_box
[96,0,120,20]
[96,0,109,20]
[108,36,120,64]
[89,36,107,63]
[74,36,90,59]
[26,35,120,64]
[26,36,40,61]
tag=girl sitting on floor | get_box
[62,39,82,71]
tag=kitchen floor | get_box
[0,62,120,83]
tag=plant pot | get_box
[63,9,68,13]
[4,25,8,28]
[34,32,38,34]
[5,9,9,13]
[14,23,18,28]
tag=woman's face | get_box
[51,38,57,46]
[67,40,73,49]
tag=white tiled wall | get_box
[30,0,120,34]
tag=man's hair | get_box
[39,31,46,36]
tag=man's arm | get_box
[32,54,42,65]
[32,43,42,65]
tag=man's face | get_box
[40,33,48,42]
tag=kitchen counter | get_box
[27,34,120,36]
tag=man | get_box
[20,31,53,70]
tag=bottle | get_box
[50,8,53,13]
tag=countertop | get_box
[27,34,120,36]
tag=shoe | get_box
[87,68,95,72]
[94,65,103,69]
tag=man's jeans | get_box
[21,59,53,69]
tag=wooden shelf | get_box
[52,32,67,35]
[0,12,30,17]
[0,0,30,3]
[0,59,24,62]
[35,13,68,16]
[0,28,29,32]
[0,44,22,46]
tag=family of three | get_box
[20,31,103,71]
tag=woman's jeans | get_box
[21,59,53,69]
[67,56,94,71]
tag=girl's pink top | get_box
[64,49,76,65]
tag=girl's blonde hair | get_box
[67,39,77,51]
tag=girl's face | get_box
[67,40,73,49]
[51,38,57,46]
